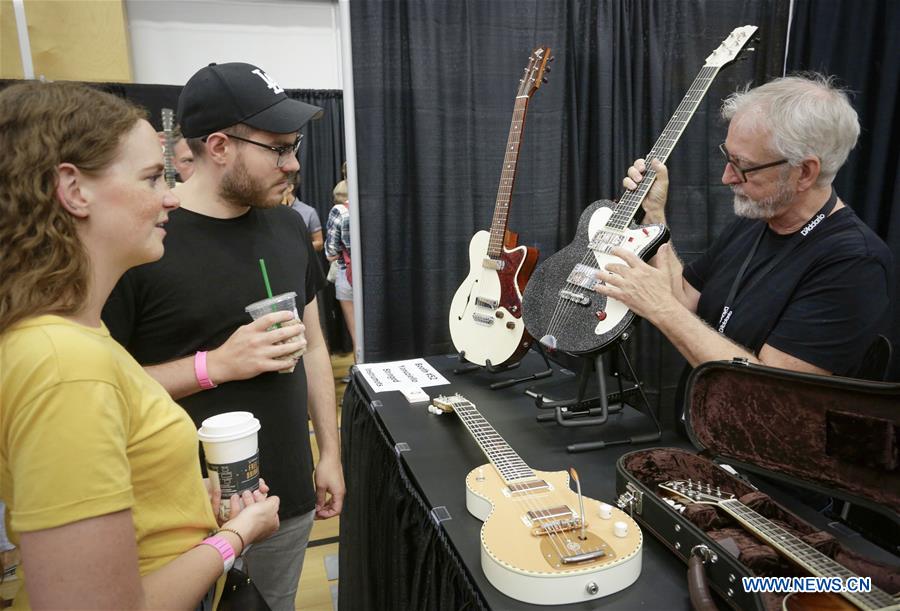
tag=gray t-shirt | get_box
[289,198,323,233]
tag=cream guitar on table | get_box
[431,394,642,605]
[522,26,758,355]
[659,480,900,611]
[448,47,550,368]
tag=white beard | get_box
[732,178,795,220]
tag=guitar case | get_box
[615,359,900,610]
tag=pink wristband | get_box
[197,535,235,575]
[194,351,217,389]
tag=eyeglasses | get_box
[211,132,303,168]
[718,143,788,182]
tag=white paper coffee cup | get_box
[197,411,261,521]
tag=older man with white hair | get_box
[597,73,893,379]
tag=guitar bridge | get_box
[531,518,586,536]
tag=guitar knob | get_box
[598,503,613,520]
[495,310,504,319]
[595,311,607,321]
[506,321,516,330]
[613,521,629,538]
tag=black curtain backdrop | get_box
[0,79,350,353]
[350,0,789,422]
[785,0,900,380]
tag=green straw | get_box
[258,258,281,328]
[259,258,274,299]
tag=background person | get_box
[325,178,355,358]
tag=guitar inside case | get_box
[616,360,900,610]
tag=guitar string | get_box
[453,399,575,560]
[454,397,605,565]
[541,67,718,349]
[542,68,715,344]
[452,398,579,561]
[676,484,896,608]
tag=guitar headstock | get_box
[704,25,758,68]
[161,108,174,132]
[658,480,735,506]
[516,46,552,98]
[431,394,466,413]
[161,108,176,188]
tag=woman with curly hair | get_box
[0,81,279,610]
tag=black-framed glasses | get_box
[718,143,788,182]
[215,132,303,168]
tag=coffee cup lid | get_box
[198,411,261,444]
[245,291,297,314]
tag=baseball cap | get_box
[177,62,323,138]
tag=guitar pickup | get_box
[474,296,499,309]
[507,479,549,495]
[471,313,495,326]
[566,263,601,290]
[482,258,505,271]
[559,290,590,305]
[527,505,573,522]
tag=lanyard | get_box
[717,188,838,333]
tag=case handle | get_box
[688,545,719,611]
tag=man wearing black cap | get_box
[103,62,344,610]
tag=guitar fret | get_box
[720,498,896,606]
[607,66,719,229]
[486,93,531,258]
[454,401,534,481]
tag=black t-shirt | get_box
[103,205,327,518]
[683,205,893,376]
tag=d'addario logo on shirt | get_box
[800,213,825,236]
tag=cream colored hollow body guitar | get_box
[432,394,642,605]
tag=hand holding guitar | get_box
[624,158,670,225]
[594,245,683,325]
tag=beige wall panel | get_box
[7,0,132,82]
[1,1,25,78]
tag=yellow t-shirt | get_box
[0,315,217,608]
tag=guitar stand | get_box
[528,340,661,453]
[453,346,553,391]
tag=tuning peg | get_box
[544,66,551,73]
[542,76,549,84]
[549,55,556,62]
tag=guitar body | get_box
[783,592,858,611]
[522,200,669,354]
[449,229,538,366]
[465,463,642,605]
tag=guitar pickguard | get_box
[521,200,670,355]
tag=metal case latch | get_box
[616,482,643,516]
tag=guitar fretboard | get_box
[487,96,530,259]
[450,397,535,482]
[603,65,719,232]
[720,499,896,610]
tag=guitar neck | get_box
[161,108,176,189]
[720,499,896,610]
[606,65,721,230]
[451,397,535,482]
[487,95,530,259]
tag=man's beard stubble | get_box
[219,155,296,210]
[732,176,795,220]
